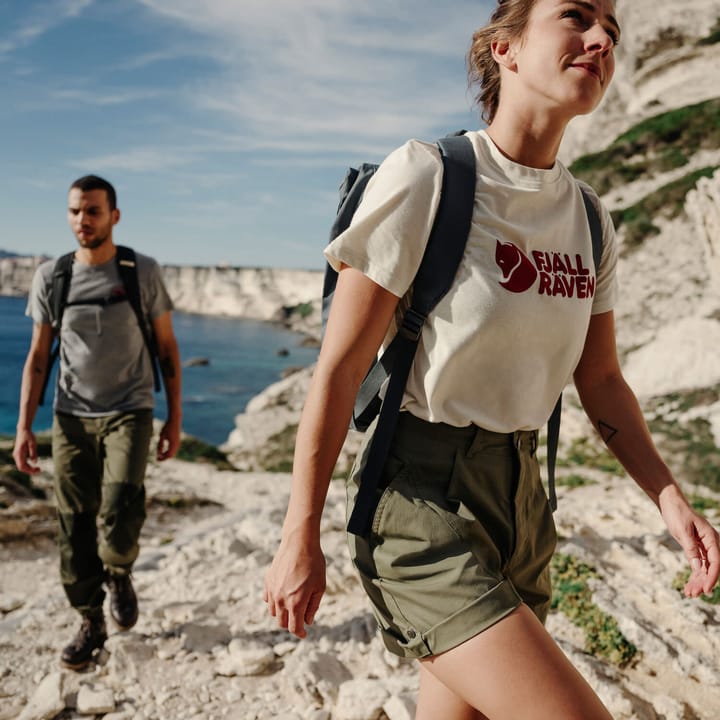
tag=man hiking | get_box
[13,174,182,669]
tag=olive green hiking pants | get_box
[52,410,153,615]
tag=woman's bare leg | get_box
[417,663,487,720]
[419,604,612,720]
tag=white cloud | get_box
[69,147,191,173]
[51,88,164,107]
[135,0,489,156]
[0,0,94,55]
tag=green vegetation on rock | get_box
[646,388,720,493]
[260,424,298,473]
[176,437,236,471]
[551,553,638,667]
[611,166,719,248]
[698,18,720,46]
[558,436,624,475]
[672,569,720,604]
[283,302,314,320]
[689,494,720,513]
[569,98,720,196]
[556,473,598,490]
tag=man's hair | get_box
[69,175,117,211]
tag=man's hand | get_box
[157,419,181,461]
[13,429,41,474]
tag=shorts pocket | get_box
[445,449,516,570]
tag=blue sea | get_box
[0,295,318,446]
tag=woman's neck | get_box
[485,107,569,169]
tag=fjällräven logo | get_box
[494,240,596,299]
[495,240,537,293]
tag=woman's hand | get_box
[659,485,720,598]
[263,529,327,639]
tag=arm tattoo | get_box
[598,420,618,444]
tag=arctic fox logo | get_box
[495,240,538,293]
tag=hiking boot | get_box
[107,573,139,630]
[60,614,107,670]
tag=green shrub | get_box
[689,495,720,513]
[557,473,598,490]
[176,437,236,471]
[261,424,298,473]
[569,98,720,195]
[611,165,719,249]
[284,302,314,319]
[558,437,624,474]
[646,389,720,493]
[551,553,638,667]
[698,18,720,45]
[672,569,720,604]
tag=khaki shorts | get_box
[347,412,556,658]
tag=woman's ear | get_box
[491,39,517,70]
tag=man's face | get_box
[67,188,119,250]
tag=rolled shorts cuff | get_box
[381,579,522,659]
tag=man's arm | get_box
[152,311,182,461]
[574,311,720,597]
[13,323,54,474]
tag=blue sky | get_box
[0,1,492,269]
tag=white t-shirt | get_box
[324,130,618,433]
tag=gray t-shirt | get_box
[27,250,174,416]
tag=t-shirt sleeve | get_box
[141,256,174,318]
[578,182,619,315]
[324,139,444,299]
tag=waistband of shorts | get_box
[394,411,538,454]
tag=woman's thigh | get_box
[420,604,612,720]
[417,663,488,720]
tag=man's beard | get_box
[77,231,110,250]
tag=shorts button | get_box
[407,629,417,639]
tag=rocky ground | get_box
[2,418,720,720]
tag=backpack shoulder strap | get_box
[50,252,75,329]
[351,134,476,431]
[115,246,162,392]
[348,133,476,536]
[545,186,605,511]
[39,252,74,406]
[579,186,604,274]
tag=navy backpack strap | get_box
[347,134,476,537]
[546,397,562,511]
[115,246,162,392]
[545,187,604,510]
[39,252,74,406]
[580,187,604,273]
[351,136,477,432]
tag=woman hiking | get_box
[264,1,720,717]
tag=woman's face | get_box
[506,0,620,118]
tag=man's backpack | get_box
[39,245,161,405]
[323,133,604,537]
